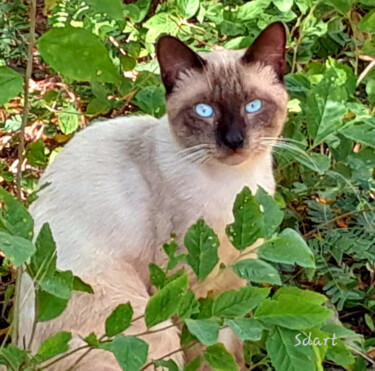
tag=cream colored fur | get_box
[18,48,286,370]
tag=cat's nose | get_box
[221,127,244,150]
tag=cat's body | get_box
[19,23,288,370]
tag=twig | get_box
[357,59,375,86]
[12,0,37,347]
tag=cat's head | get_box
[156,22,288,166]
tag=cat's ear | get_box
[157,36,206,94]
[241,22,287,80]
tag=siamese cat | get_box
[19,22,288,370]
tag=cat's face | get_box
[157,22,288,166]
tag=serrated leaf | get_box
[36,332,72,363]
[0,188,33,239]
[39,27,120,83]
[236,0,271,21]
[145,274,188,327]
[225,318,264,341]
[233,259,282,285]
[266,327,316,371]
[226,187,264,251]
[144,13,179,43]
[185,319,220,346]
[85,0,124,21]
[105,303,133,337]
[111,335,148,371]
[204,343,239,371]
[213,286,270,317]
[258,228,316,268]
[0,66,23,106]
[58,106,80,135]
[254,295,333,330]
[184,219,219,281]
[0,231,35,267]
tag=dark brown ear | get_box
[156,36,206,94]
[242,22,287,80]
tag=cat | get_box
[19,22,288,370]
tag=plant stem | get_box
[12,0,36,347]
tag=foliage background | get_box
[0,0,375,370]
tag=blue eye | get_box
[195,103,214,118]
[245,99,263,113]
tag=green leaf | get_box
[204,343,239,371]
[72,276,94,293]
[225,318,264,341]
[273,287,327,305]
[258,228,316,268]
[144,13,179,43]
[36,331,72,363]
[176,0,200,18]
[292,151,330,175]
[266,327,316,371]
[272,0,293,12]
[226,187,264,251]
[124,0,151,23]
[132,86,166,118]
[0,345,27,370]
[26,140,48,168]
[326,0,353,14]
[254,294,333,330]
[233,259,282,285]
[85,0,124,21]
[0,66,23,106]
[339,119,375,149]
[145,274,188,327]
[236,0,271,21]
[0,188,33,239]
[149,263,166,289]
[0,231,35,267]
[37,289,69,322]
[39,27,120,83]
[326,339,355,366]
[29,223,56,281]
[184,357,203,371]
[359,9,375,33]
[184,219,219,281]
[111,335,148,371]
[84,332,99,347]
[39,270,74,299]
[179,290,200,319]
[105,303,133,337]
[255,187,284,237]
[58,106,80,134]
[304,69,347,144]
[154,360,179,371]
[213,286,270,317]
[184,319,220,346]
